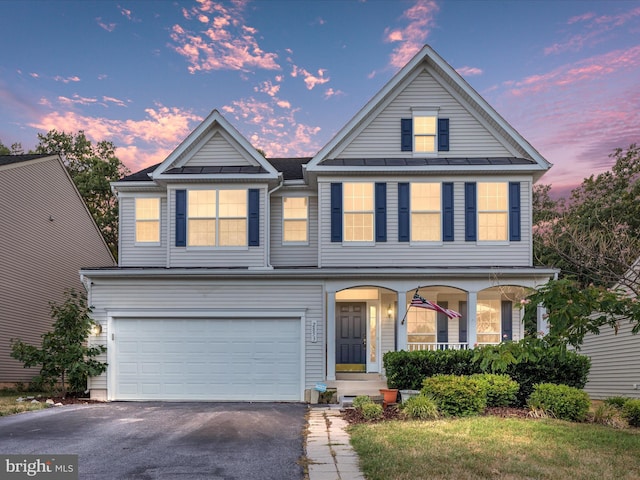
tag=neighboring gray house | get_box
[81,45,556,402]
[581,259,640,399]
[0,154,115,385]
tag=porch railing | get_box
[407,342,469,352]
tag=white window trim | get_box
[411,107,439,157]
[282,195,309,246]
[186,187,249,250]
[342,182,375,246]
[134,197,161,247]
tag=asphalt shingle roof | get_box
[0,154,53,167]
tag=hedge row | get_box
[383,340,591,406]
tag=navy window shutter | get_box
[375,183,387,242]
[401,118,413,152]
[501,301,513,341]
[509,182,521,241]
[330,183,343,242]
[438,118,449,151]
[175,189,186,247]
[437,301,449,345]
[464,182,477,241]
[442,182,454,242]
[248,189,260,246]
[458,301,468,344]
[398,183,410,242]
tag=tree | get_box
[534,144,640,293]
[0,140,24,155]
[10,290,107,394]
[523,278,640,349]
[35,130,129,258]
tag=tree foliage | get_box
[534,144,640,293]
[0,139,24,155]
[34,130,129,258]
[10,290,107,394]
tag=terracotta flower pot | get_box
[380,388,399,404]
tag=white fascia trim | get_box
[153,173,279,182]
[308,164,546,175]
[106,308,307,318]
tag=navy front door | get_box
[336,302,366,367]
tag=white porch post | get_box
[467,291,478,348]
[397,290,409,351]
[537,303,549,336]
[326,290,336,381]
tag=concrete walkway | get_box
[306,406,366,480]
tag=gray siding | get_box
[119,195,168,267]
[167,186,267,268]
[0,157,115,382]
[581,321,640,399]
[270,194,319,267]
[87,279,324,392]
[318,177,532,268]
[184,129,257,167]
[337,68,514,159]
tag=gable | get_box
[182,128,260,168]
[337,68,515,159]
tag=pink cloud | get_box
[53,75,81,84]
[324,88,345,99]
[456,66,483,77]
[96,18,116,32]
[254,80,281,97]
[567,12,596,25]
[170,1,279,73]
[119,6,133,21]
[385,0,439,69]
[58,95,98,106]
[291,65,330,90]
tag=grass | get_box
[0,389,48,416]
[348,416,640,480]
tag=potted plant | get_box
[379,387,399,404]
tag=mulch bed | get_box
[342,405,531,424]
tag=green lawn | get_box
[0,390,47,416]
[348,416,640,480]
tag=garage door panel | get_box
[113,318,301,401]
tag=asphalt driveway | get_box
[0,402,307,479]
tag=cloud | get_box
[456,66,483,77]
[169,1,279,73]
[384,0,439,68]
[28,104,202,172]
[96,17,116,32]
[291,65,330,90]
[119,6,133,21]
[324,88,345,99]
[254,80,281,97]
[53,75,81,84]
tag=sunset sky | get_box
[1,0,639,195]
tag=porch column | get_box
[467,291,478,348]
[537,303,549,336]
[396,290,409,351]
[326,290,336,381]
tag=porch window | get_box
[135,197,160,243]
[476,299,502,343]
[478,182,508,241]
[187,189,247,247]
[283,196,308,243]
[411,183,441,241]
[344,182,374,242]
[407,308,436,344]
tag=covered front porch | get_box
[324,275,548,382]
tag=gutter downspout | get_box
[265,175,284,268]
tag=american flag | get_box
[410,293,462,319]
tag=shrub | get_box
[401,394,439,420]
[422,375,487,417]
[622,399,640,427]
[591,403,627,428]
[604,396,629,410]
[527,383,590,422]
[360,402,384,421]
[352,395,373,410]
[471,374,519,407]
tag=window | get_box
[478,182,508,241]
[187,189,247,247]
[407,308,436,345]
[344,183,374,242]
[283,197,308,243]
[476,299,501,344]
[414,115,437,153]
[135,198,160,243]
[411,183,441,241]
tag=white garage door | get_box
[113,317,301,401]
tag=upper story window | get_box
[283,197,308,243]
[344,182,374,242]
[414,115,437,153]
[187,189,247,247]
[401,110,449,153]
[411,183,441,241]
[135,197,160,244]
[478,182,508,241]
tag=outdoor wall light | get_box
[387,305,393,318]
[90,323,102,336]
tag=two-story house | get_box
[81,45,557,402]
